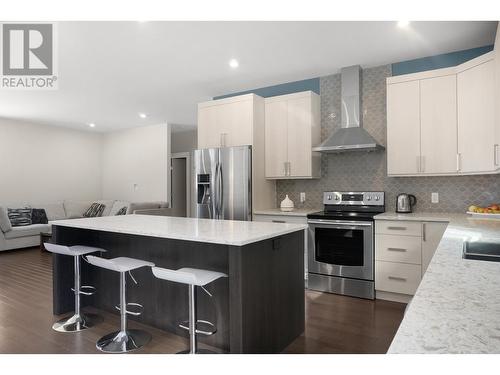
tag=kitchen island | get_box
[50,215,306,354]
[376,213,500,354]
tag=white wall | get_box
[171,129,197,153]
[101,123,170,203]
[0,118,103,204]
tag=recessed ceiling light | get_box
[397,21,410,28]
[138,113,147,119]
[88,123,95,128]
[229,59,239,68]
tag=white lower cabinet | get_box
[253,213,308,280]
[375,220,447,302]
[375,261,422,295]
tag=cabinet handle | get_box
[494,144,499,167]
[388,276,407,282]
[272,220,286,223]
[283,162,287,176]
[220,133,226,147]
[287,162,291,176]
[387,226,407,231]
[387,247,407,252]
[456,153,461,172]
[423,223,426,242]
[416,156,421,173]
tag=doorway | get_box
[170,152,191,217]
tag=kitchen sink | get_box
[463,241,500,262]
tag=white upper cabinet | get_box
[387,80,421,175]
[457,59,496,173]
[495,23,500,162]
[420,75,458,174]
[265,100,288,177]
[264,91,321,179]
[386,51,498,176]
[198,94,255,149]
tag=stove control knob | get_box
[375,196,380,201]
[327,195,332,201]
[366,196,372,201]
[334,194,340,201]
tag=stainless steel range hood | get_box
[313,65,384,153]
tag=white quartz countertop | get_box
[51,214,307,246]
[382,212,500,353]
[253,208,321,217]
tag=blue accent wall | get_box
[213,77,320,100]
[213,45,494,100]
[392,45,494,76]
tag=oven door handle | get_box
[307,220,373,227]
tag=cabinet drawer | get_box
[375,261,421,295]
[253,214,307,225]
[376,220,422,237]
[376,234,422,264]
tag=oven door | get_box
[308,219,374,280]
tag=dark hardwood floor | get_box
[0,248,406,354]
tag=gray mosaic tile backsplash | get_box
[276,64,500,213]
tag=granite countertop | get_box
[380,212,500,353]
[51,215,307,246]
[253,208,321,217]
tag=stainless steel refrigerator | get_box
[194,145,252,221]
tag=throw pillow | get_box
[115,206,128,216]
[7,208,32,227]
[83,203,106,218]
[31,208,49,224]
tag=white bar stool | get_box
[151,266,227,354]
[86,256,155,353]
[44,243,106,332]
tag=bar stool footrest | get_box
[71,285,96,296]
[114,302,144,316]
[179,319,217,336]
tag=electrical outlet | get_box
[431,192,439,204]
[133,183,139,191]
[300,192,306,203]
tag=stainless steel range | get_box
[307,191,385,299]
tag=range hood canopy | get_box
[313,65,384,153]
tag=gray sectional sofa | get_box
[0,200,167,252]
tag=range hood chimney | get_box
[313,65,384,153]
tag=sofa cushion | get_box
[64,201,92,219]
[96,200,114,216]
[83,203,106,218]
[4,224,50,239]
[128,201,164,214]
[36,202,66,221]
[110,200,130,216]
[0,207,12,233]
[31,208,48,224]
[7,208,32,227]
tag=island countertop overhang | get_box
[50,214,307,246]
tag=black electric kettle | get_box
[396,194,417,213]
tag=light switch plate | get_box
[431,192,439,204]
[300,192,306,203]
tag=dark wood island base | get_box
[52,225,305,353]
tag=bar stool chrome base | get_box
[177,348,217,354]
[52,312,103,333]
[96,329,152,353]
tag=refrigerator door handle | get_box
[214,162,220,219]
[218,162,224,219]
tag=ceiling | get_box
[0,21,497,132]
